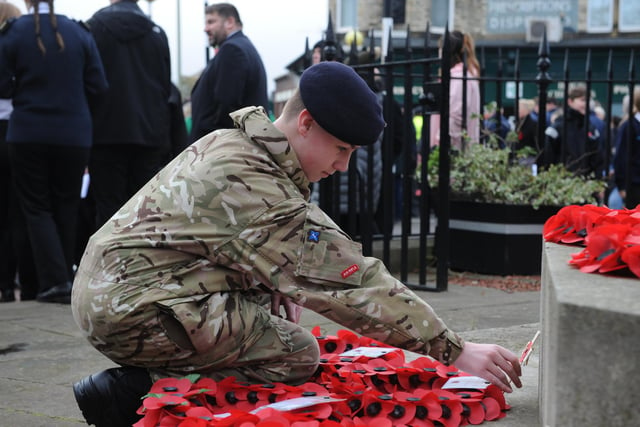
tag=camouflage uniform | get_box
[72,106,464,385]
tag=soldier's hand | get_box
[270,293,302,324]
[453,341,522,393]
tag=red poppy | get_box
[337,329,364,352]
[570,224,630,273]
[483,385,510,411]
[358,359,398,392]
[543,205,584,244]
[454,391,485,425]
[319,420,350,427]
[133,407,163,427]
[354,392,395,424]
[388,391,421,424]
[481,396,505,421]
[544,204,610,244]
[621,244,640,277]
[141,393,190,411]
[187,377,217,396]
[432,393,463,427]
[149,377,194,396]
[403,358,441,389]
[393,365,424,391]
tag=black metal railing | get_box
[307,20,639,291]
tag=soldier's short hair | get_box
[281,89,305,121]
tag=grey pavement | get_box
[0,278,541,426]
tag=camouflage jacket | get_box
[72,106,463,364]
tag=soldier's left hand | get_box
[270,293,302,323]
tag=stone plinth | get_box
[541,242,640,427]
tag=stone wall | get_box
[540,242,640,426]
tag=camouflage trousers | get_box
[81,290,320,386]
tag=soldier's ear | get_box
[297,110,314,137]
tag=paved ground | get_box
[0,277,541,426]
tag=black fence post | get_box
[400,26,414,283]
[624,50,636,199]
[418,23,434,287]
[381,26,395,267]
[536,28,551,165]
[584,49,594,176]
[436,25,452,292]
[604,49,614,174]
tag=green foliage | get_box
[426,144,606,209]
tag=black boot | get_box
[0,287,15,302]
[73,366,152,427]
[36,281,72,304]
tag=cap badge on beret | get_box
[299,62,385,146]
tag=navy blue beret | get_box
[299,62,385,146]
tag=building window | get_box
[337,0,357,30]
[389,0,406,24]
[619,0,640,32]
[586,0,613,33]
[431,0,454,33]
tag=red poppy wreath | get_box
[134,328,510,427]
[543,204,640,277]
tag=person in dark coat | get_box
[614,87,640,208]
[0,0,108,303]
[542,85,605,178]
[87,0,173,228]
[189,3,268,143]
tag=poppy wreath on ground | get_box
[543,204,640,277]
[135,328,509,427]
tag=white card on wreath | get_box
[251,396,345,413]
[442,376,491,390]
[338,346,398,358]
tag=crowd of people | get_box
[0,0,265,304]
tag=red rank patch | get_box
[341,264,360,279]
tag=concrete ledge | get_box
[540,242,640,426]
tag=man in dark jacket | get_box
[87,0,178,228]
[189,3,268,143]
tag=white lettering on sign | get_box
[486,0,577,34]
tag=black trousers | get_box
[625,184,640,209]
[0,123,38,297]
[9,143,89,293]
[89,144,170,228]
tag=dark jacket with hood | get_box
[88,0,171,148]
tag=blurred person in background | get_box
[0,0,107,303]
[87,0,175,228]
[189,3,268,142]
[430,30,481,152]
